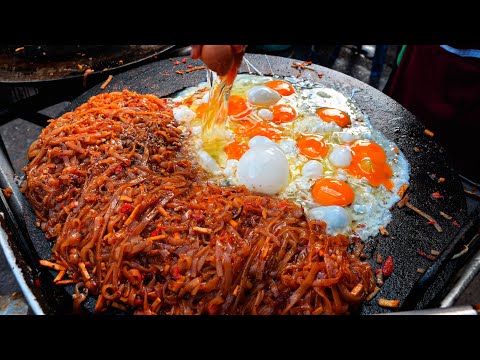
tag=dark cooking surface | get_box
[13,54,470,314]
[0,45,173,83]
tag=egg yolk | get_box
[297,135,328,159]
[346,140,394,190]
[271,104,297,123]
[224,141,248,160]
[234,121,283,141]
[195,102,209,117]
[265,80,295,96]
[312,178,355,206]
[316,108,351,128]
[228,95,252,118]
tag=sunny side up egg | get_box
[171,74,410,241]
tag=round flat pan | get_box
[25,54,469,314]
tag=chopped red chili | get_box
[120,204,134,214]
[431,192,443,199]
[150,228,161,237]
[114,165,123,174]
[382,256,394,277]
[172,265,181,279]
[452,221,461,227]
[174,60,180,65]
[182,58,187,63]
[427,220,436,225]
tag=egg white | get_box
[171,74,410,241]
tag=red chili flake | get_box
[35,278,41,287]
[162,73,170,76]
[150,229,161,237]
[187,64,193,68]
[317,72,324,78]
[182,58,187,63]
[172,265,181,279]
[190,213,205,222]
[417,249,436,261]
[114,165,123,174]
[173,60,180,65]
[427,220,436,225]
[452,220,461,227]
[431,192,443,199]
[375,269,380,275]
[120,204,134,214]
[382,256,394,277]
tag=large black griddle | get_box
[2,54,473,314]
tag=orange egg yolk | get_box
[297,135,328,159]
[346,140,394,190]
[316,108,351,128]
[312,178,355,206]
[224,141,249,160]
[265,80,295,96]
[228,95,252,118]
[271,104,297,123]
[233,121,283,141]
[195,102,209,117]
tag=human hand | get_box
[191,45,246,76]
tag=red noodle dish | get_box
[21,90,375,314]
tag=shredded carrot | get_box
[378,298,400,308]
[185,65,206,73]
[405,202,443,232]
[424,129,434,137]
[100,75,114,90]
[397,184,409,199]
[157,205,170,217]
[351,283,364,297]
[83,69,94,87]
[78,262,91,281]
[366,286,380,301]
[55,279,76,285]
[193,226,212,234]
[229,219,238,227]
[397,194,410,208]
[146,234,167,241]
[378,226,389,236]
[15,47,25,52]
[439,211,452,220]
[124,204,141,226]
[438,177,445,183]
[54,270,66,282]
[39,259,66,271]
[119,195,133,202]
[175,70,184,75]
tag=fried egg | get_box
[172,74,410,241]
